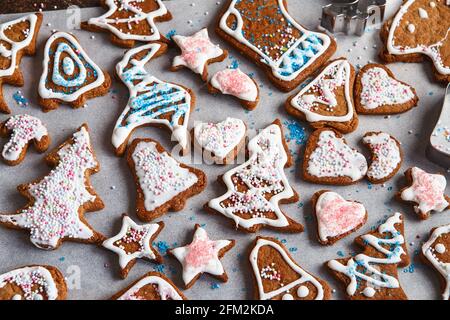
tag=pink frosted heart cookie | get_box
[208,68,259,110]
[312,190,368,245]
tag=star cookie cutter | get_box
[321,0,386,36]
[427,84,450,169]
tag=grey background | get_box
[0,0,448,300]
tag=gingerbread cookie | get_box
[216,0,336,92]
[206,119,303,233]
[127,138,206,222]
[249,236,331,300]
[303,128,368,185]
[380,0,450,83]
[0,265,67,300]
[171,28,228,81]
[113,43,194,156]
[81,0,172,48]
[422,224,450,300]
[0,13,42,114]
[193,117,246,165]
[398,167,449,220]
[355,64,419,114]
[363,132,403,184]
[103,215,164,279]
[168,224,235,289]
[38,31,111,112]
[328,212,410,300]
[111,271,186,300]
[208,68,259,110]
[0,124,105,250]
[0,114,50,166]
[286,58,358,133]
[312,190,367,245]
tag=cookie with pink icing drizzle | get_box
[171,28,227,81]
[398,167,449,219]
[168,224,235,289]
[208,68,259,110]
[0,114,50,166]
[312,190,367,245]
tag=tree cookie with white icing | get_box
[397,167,449,219]
[249,236,331,300]
[363,131,403,184]
[38,32,111,112]
[0,114,50,166]
[205,119,303,233]
[380,0,450,83]
[216,0,336,92]
[302,128,368,185]
[311,190,367,245]
[0,265,67,300]
[127,138,206,222]
[168,224,235,289]
[81,0,172,48]
[354,64,419,115]
[111,271,186,300]
[0,13,42,114]
[207,68,259,110]
[286,58,359,133]
[0,124,105,250]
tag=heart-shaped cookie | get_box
[286,58,358,133]
[303,128,368,185]
[355,64,418,114]
[312,190,367,245]
[193,117,246,164]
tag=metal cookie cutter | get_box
[427,84,450,169]
[321,0,386,36]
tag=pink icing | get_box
[215,69,252,96]
[185,237,216,268]
[411,169,447,209]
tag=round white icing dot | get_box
[32,293,43,300]
[418,8,429,19]
[282,293,294,300]
[363,287,376,298]
[297,285,309,298]
[430,2,436,8]
[11,294,22,300]
[62,57,75,75]
[408,24,416,33]
[435,243,446,254]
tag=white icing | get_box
[290,59,354,123]
[193,117,246,159]
[282,293,294,300]
[210,68,258,102]
[39,32,106,102]
[113,43,191,153]
[170,226,232,286]
[87,0,169,42]
[362,287,376,298]
[117,275,183,300]
[328,213,406,297]
[0,126,100,250]
[387,0,450,76]
[435,243,446,254]
[131,140,198,212]
[0,266,59,300]
[2,114,48,162]
[172,28,224,75]
[297,285,309,298]
[315,191,366,242]
[62,56,75,76]
[400,167,449,215]
[0,14,39,77]
[422,224,450,300]
[208,123,297,230]
[219,0,331,81]
[103,216,161,270]
[250,238,324,300]
[408,23,416,33]
[418,7,429,18]
[363,132,401,181]
[307,130,368,181]
[360,67,416,110]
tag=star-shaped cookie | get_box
[171,28,227,81]
[103,215,164,279]
[168,224,235,289]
